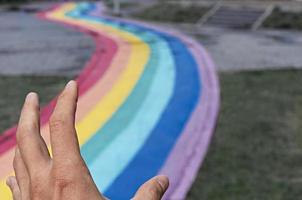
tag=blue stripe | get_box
[68,3,201,199]
[67,5,172,166]
[102,19,201,200]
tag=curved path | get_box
[0,2,220,199]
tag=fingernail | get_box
[65,80,76,90]
[156,175,169,190]
[25,92,38,103]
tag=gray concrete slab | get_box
[198,27,302,71]
[0,10,94,76]
[150,22,302,71]
[1,2,301,75]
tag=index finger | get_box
[49,80,81,163]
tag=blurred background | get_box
[0,0,302,199]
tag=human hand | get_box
[6,81,169,200]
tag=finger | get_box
[6,176,21,200]
[49,80,81,162]
[132,175,169,200]
[13,148,30,200]
[16,92,50,174]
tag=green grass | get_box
[263,7,302,30]
[0,70,302,199]
[0,0,28,6]
[0,0,26,3]
[105,1,137,10]
[188,69,302,200]
[0,75,70,134]
[132,3,209,23]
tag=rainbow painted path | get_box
[0,2,219,199]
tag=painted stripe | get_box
[34,3,152,151]
[101,21,201,200]
[0,2,220,200]
[89,11,220,199]
[0,3,119,155]
[114,17,220,199]
[0,3,151,198]
[71,12,175,191]
[69,14,151,147]
[0,1,150,154]
[72,10,174,165]
[0,3,134,180]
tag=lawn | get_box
[0,70,301,199]
[0,0,26,3]
[105,0,137,10]
[188,69,302,200]
[132,3,209,23]
[0,75,70,134]
[263,7,302,30]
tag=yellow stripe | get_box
[0,3,150,199]
[0,181,12,199]
[48,3,150,145]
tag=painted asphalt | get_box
[0,2,219,199]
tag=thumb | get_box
[132,175,169,200]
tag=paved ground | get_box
[1,2,302,75]
[121,0,302,71]
[170,0,302,12]
[0,3,220,199]
[0,9,94,76]
[198,26,302,71]
[152,22,302,71]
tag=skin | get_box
[6,80,169,200]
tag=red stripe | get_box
[0,5,118,155]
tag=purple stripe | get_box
[141,24,220,199]
[162,41,220,199]
[94,3,220,199]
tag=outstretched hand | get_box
[6,81,169,200]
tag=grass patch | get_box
[188,69,302,199]
[0,0,28,6]
[0,75,70,134]
[263,7,302,30]
[132,3,209,23]
[1,70,302,199]
[105,0,137,10]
